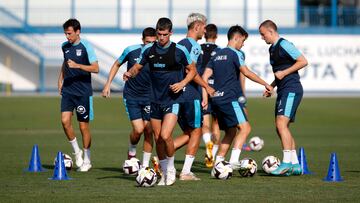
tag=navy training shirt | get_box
[201,42,221,87]
[178,37,202,101]
[138,41,192,105]
[269,38,302,93]
[118,44,151,101]
[61,39,97,96]
[207,47,245,104]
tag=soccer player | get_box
[58,19,99,172]
[259,20,308,175]
[102,27,156,167]
[202,25,273,169]
[123,17,196,186]
[174,13,215,181]
[200,23,222,168]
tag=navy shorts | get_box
[275,91,303,122]
[178,100,202,130]
[123,99,150,121]
[61,92,93,122]
[150,102,180,120]
[203,98,213,115]
[212,101,248,130]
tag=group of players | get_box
[58,13,308,186]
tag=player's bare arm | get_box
[102,60,122,98]
[193,73,215,96]
[263,80,276,97]
[169,62,196,93]
[240,65,273,93]
[58,62,65,95]
[274,55,308,80]
[201,67,213,109]
[240,72,246,97]
[123,63,143,81]
[67,59,99,73]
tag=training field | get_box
[0,96,359,202]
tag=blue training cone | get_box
[26,144,45,172]
[298,147,312,174]
[50,152,71,180]
[323,153,343,182]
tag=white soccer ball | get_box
[211,161,233,180]
[262,155,281,174]
[54,153,73,170]
[123,157,141,175]
[238,158,257,177]
[248,136,264,151]
[136,167,157,187]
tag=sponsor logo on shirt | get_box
[214,55,227,61]
[154,63,166,68]
[212,91,224,97]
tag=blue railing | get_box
[0,6,123,92]
[1,0,359,35]
[300,6,360,27]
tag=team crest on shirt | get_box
[77,105,86,114]
[193,48,200,56]
[144,105,150,113]
[76,49,82,56]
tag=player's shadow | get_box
[346,170,360,173]
[97,167,134,181]
[98,167,122,173]
[257,170,272,176]
[42,164,55,170]
[174,160,211,174]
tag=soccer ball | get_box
[238,158,257,177]
[248,136,264,151]
[123,157,141,175]
[53,153,73,170]
[262,155,281,174]
[211,161,233,180]
[136,167,157,187]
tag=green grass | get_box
[0,96,359,202]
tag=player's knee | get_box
[276,119,287,131]
[133,126,145,136]
[61,118,71,128]
[144,126,153,136]
[79,123,88,132]
[238,122,251,135]
[144,131,153,140]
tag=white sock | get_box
[283,150,291,163]
[229,148,241,163]
[159,159,168,174]
[181,155,195,174]
[83,148,91,163]
[142,151,152,167]
[69,137,81,154]
[167,156,175,171]
[128,144,137,156]
[215,156,225,164]
[291,150,299,164]
[212,144,219,157]
[202,132,211,144]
